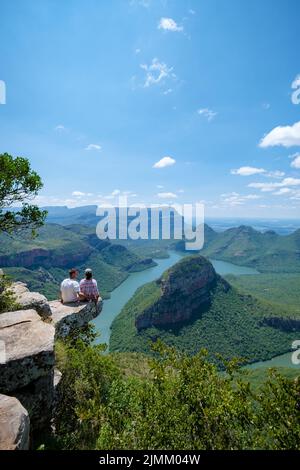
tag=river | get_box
[93,252,299,371]
[245,351,299,370]
[93,252,259,346]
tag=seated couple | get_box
[60,268,101,304]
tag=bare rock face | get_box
[135,256,223,330]
[0,284,103,443]
[11,282,52,319]
[0,309,55,393]
[50,299,103,338]
[14,371,55,433]
[0,394,30,450]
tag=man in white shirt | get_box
[60,268,80,304]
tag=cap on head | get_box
[85,268,92,274]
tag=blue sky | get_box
[0,0,300,218]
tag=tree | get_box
[0,153,47,234]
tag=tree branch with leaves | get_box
[0,153,47,235]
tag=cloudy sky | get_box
[0,0,300,218]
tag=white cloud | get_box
[140,58,175,88]
[158,17,183,32]
[153,156,176,169]
[265,170,285,178]
[103,189,138,200]
[220,192,260,206]
[244,194,261,200]
[291,153,300,169]
[156,185,164,189]
[231,166,265,176]
[163,88,173,95]
[85,144,102,151]
[259,121,300,148]
[198,108,217,122]
[281,177,300,186]
[189,9,196,15]
[157,192,178,199]
[273,188,292,195]
[248,182,281,192]
[135,48,141,54]
[249,177,300,192]
[72,191,85,197]
[262,103,271,110]
[290,190,300,200]
[231,167,285,178]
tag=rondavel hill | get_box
[110,255,300,363]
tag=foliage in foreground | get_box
[54,334,300,450]
[0,274,17,313]
[0,152,47,235]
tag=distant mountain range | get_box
[199,225,300,273]
[1,216,300,300]
[42,206,300,233]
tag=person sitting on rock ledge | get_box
[79,268,100,303]
[60,268,80,304]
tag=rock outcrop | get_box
[135,256,226,330]
[0,394,30,450]
[0,309,55,392]
[50,299,103,338]
[0,283,102,449]
[11,282,52,319]
[0,246,93,269]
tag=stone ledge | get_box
[0,309,55,392]
[50,299,103,338]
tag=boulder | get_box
[11,282,52,319]
[0,309,55,393]
[50,299,103,338]
[0,394,30,450]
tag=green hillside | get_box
[0,223,156,300]
[110,256,300,364]
[225,273,300,317]
[199,226,300,273]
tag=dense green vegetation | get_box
[110,271,299,364]
[199,225,300,273]
[114,238,171,259]
[0,223,156,300]
[0,153,46,311]
[0,273,18,313]
[51,334,300,450]
[225,273,300,317]
[239,367,300,391]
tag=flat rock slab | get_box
[0,309,55,392]
[50,299,103,338]
[11,282,52,319]
[0,394,30,450]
